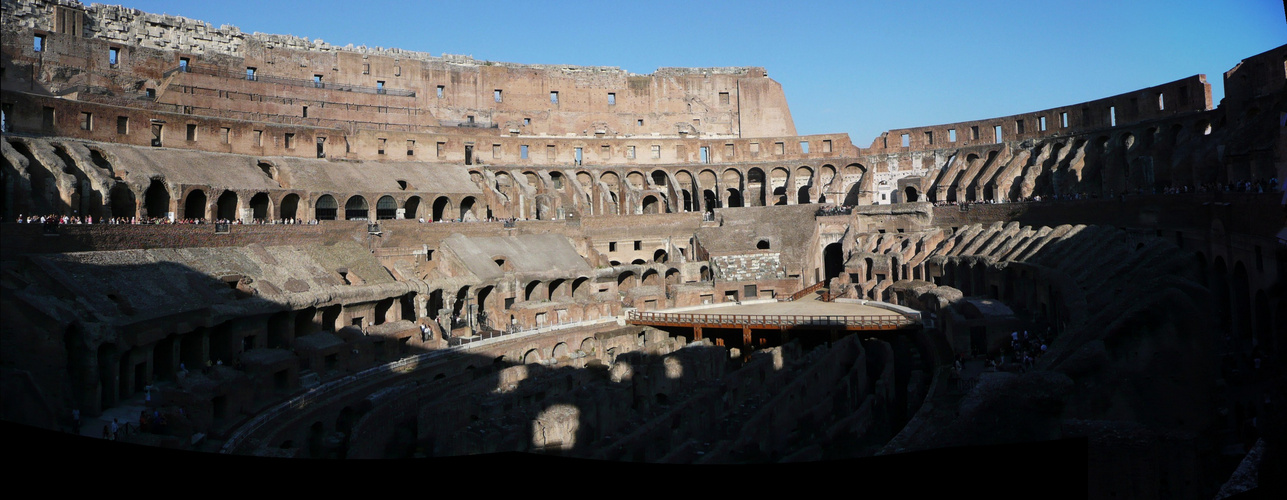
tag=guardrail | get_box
[627,310,917,329]
[783,281,826,302]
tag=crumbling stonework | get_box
[0,0,1283,494]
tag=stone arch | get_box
[665,268,680,285]
[548,278,568,301]
[523,348,542,365]
[641,195,662,214]
[617,271,637,291]
[181,189,208,222]
[315,194,338,220]
[344,195,369,220]
[216,190,239,221]
[642,269,661,287]
[571,277,590,300]
[403,196,421,220]
[904,186,919,203]
[248,192,271,221]
[143,179,170,220]
[110,183,137,219]
[280,193,300,220]
[375,195,397,220]
[459,196,478,221]
[551,342,570,360]
[653,249,669,263]
[432,196,452,221]
[525,280,543,302]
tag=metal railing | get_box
[783,281,826,302]
[167,64,416,97]
[627,310,917,329]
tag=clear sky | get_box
[109,0,1285,144]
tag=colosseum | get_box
[1,0,1283,494]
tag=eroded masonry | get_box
[1,0,1283,495]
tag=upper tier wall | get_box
[866,75,1213,153]
[0,0,797,138]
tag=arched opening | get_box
[110,183,137,219]
[823,243,843,284]
[548,279,567,301]
[144,179,170,219]
[376,195,397,220]
[757,239,770,249]
[249,192,270,221]
[404,196,421,220]
[726,188,743,207]
[641,195,661,214]
[459,197,477,221]
[665,268,680,285]
[797,185,811,204]
[642,269,660,287]
[650,171,667,187]
[216,191,238,221]
[702,190,718,211]
[843,183,862,206]
[653,249,668,263]
[904,186,919,203]
[432,197,452,222]
[315,195,338,220]
[523,349,542,365]
[571,277,589,299]
[345,196,369,220]
[617,271,637,292]
[280,193,300,220]
[525,281,542,302]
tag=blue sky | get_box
[113,0,1285,144]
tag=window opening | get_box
[994,125,1002,143]
[550,91,559,104]
[109,47,119,66]
[80,112,92,131]
[520,145,529,159]
[900,134,909,147]
[1039,116,1047,131]
[949,129,957,142]
[246,67,256,81]
[494,89,503,103]
[407,140,415,156]
[186,123,197,141]
[117,116,128,134]
[437,85,444,98]
[34,35,44,52]
[607,93,615,105]
[800,141,810,153]
[284,132,294,149]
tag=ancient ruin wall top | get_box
[1,0,764,77]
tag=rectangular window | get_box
[284,132,295,149]
[378,138,386,155]
[109,47,119,66]
[774,142,785,155]
[116,116,128,134]
[146,88,155,98]
[302,106,308,118]
[600,144,609,157]
[253,130,262,146]
[362,63,370,74]
[546,144,556,159]
[34,35,44,52]
[626,146,635,159]
[187,123,198,141]
[150,123,163,147]
[949,128,957,142]
[436,85,444,98]
[220,127,230,144]
[994,125,1002,143]
[651,145,661,159]
[550,91,559,104]
[246,67,256,81]
[749,142,760,154]
[1109,106,1116,126]
[520,145,529,159]
[494,89,503,103]
[725,143,735,158]
[900,134,910,147]
[924,131,934,145]
[1157,93,1165,110]
[1061,112,1068,128]
[80,112,92,131]
[1016,119,1025,134]
[406,140,414,156]
[523,117,531,126]
[376,81,385,94]
[466,115,474,124]
[822,139,832,152]
[700,146,710,163]
[970,126,980,140]
[719,92,730,105]
[609,242,617,252]
[493,144,501,159]
[1039,116,1047,131]
[632,241,643,251]
[178,58,190,73]
[637,119,644,126]
[607,92,616,105]
[314,74,323,88]
[800,141,810,153]
[436,142,445,158]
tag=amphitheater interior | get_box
[0,0,1283,495]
